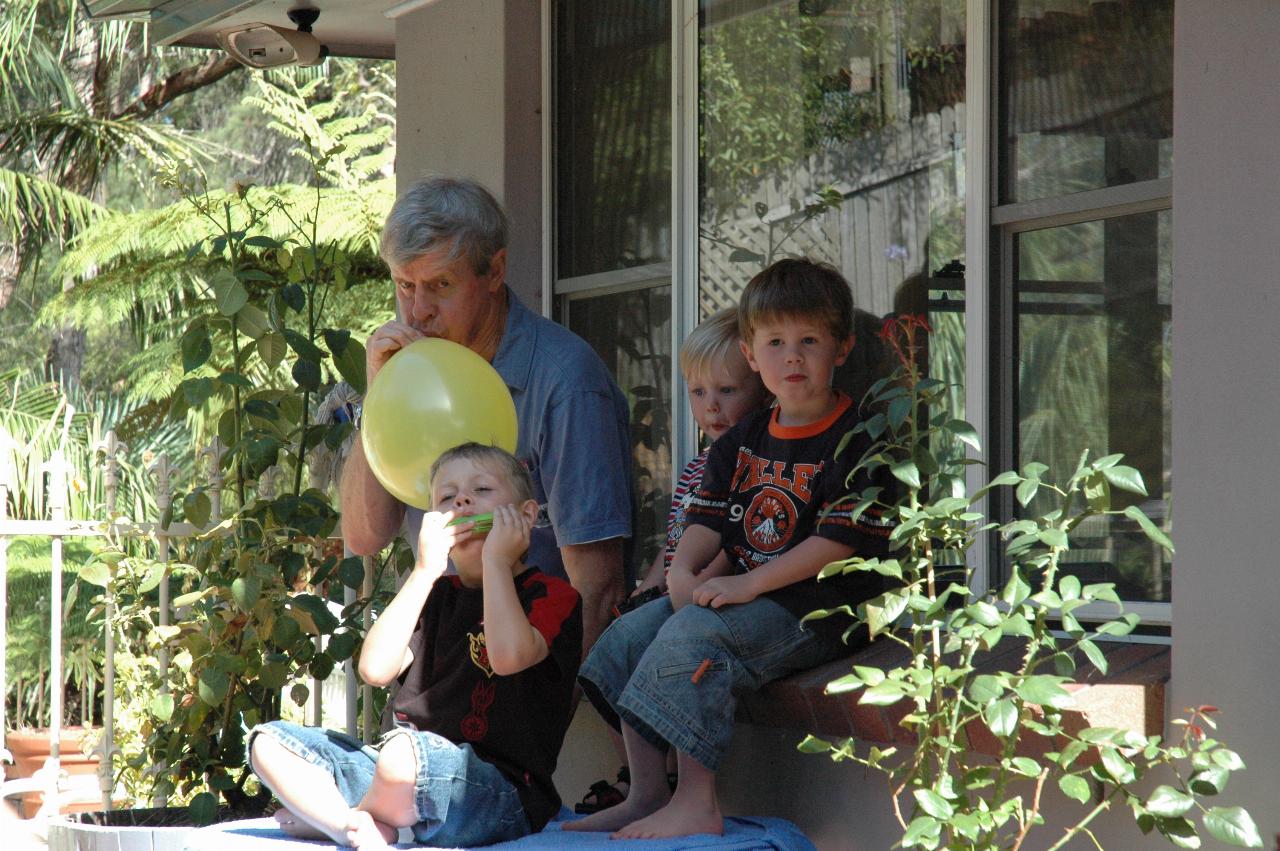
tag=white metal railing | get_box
[0,429,374,819]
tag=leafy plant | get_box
[800,315,1261,849]
[84,152,380,822]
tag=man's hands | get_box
[481,504,533,571]
[366,320,425,388]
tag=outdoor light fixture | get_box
[217,7,328,68]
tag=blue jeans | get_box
[247,721,529,847]
[578,595,843,771]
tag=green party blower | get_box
[447,512,493,533]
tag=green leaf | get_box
[1100,747,1136,783]
[1059,574,1081,601]
[78,560,111,588]
[860,681,907,706]
[968,674,1004,704]
[258,332,288,369]
[231,576,262,611]
[198,668,229,706]
[1009,756,1041,777]
[291,593,339,634]
[1211,748,1245,771]
[890,459,921,489]
[328,631,357,662]
[945,419,981,452]
[887,396,912,430]
[1096,613,1141,636]
[902,815,940,847]
[1039,527,1069,549]
[1015,477,1040,507]
[1147,785,1195,818]
[1059,774,1091,804]
[797,735,833,754]
[293,358,322,392]
[1123,505,1175,552]
[1158,816,1203,849]
[290,683,310,706]
[1015,675,1073,709]
[282,282,306,312]
[1189,766,1229,796]
[237,303,270,340]
[150,693,174,722]
[184,490,212,528]
[913,789,953,819]
[332,336,367,394]
[211,268,249,316]
[217,371,253,389]
[183,377,214,408]
[1203,807,1263,847]
[283,329,327,362]
[864,590,909,637]
[1103,465,1148,495]
[181,324,212,373]
[338,556,364,589]
[985,698,1018,737]
[1079,638,1108,675]
[189,792,219,827]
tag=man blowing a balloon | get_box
[340,177,633,654]
[250,443,583,848]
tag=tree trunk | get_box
[0,240,18,311]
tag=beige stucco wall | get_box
[1170,0,1280,845]
[393,0,544,310]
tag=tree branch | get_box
[112,54,244,121]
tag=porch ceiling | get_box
[86,0,398,59]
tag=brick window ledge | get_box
[738,640,1170,754]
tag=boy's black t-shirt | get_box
[687,393,894,642]
[391,568,582,831]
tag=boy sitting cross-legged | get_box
[566,258,894,840]
[248,443,582,849]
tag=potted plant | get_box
[801,314,1262,849]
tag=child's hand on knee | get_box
[691,574,758,609]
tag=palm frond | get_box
[0,164,105,241]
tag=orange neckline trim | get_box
[768,392,852,439]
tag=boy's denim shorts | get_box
[247,720,529,847]
[578,595,843,772]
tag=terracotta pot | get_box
[4,727,105,817]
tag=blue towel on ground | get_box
[183,810,816,851]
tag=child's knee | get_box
[375,733,420,787]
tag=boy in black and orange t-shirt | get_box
[570,259,893,840]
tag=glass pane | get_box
[555,0,672,278]
[1012,210,1172,602]
[998,0,1173,204]
[559,286,674,577]
[698,0,966,442]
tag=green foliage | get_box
[94,150,382,818]
[802,315,1260,849]
[3,536,101,728]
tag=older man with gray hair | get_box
[341,176,632,653]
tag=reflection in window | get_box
[559,287,674,576]
[1013,212,1171,601]
[555,0,672,278]
[998,0,1173,204]
[698,0,967,455]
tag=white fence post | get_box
[93,432,127,812]
[0,455,11,775]
[40,448,68,818]
[200,438,225,524]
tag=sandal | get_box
[574,766,630,814]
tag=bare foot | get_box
[274,808,329,840]
[346,809,397,849]
[612,795,723,840]
[562,787,671,834]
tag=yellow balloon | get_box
[360,338,518,509]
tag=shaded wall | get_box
[1170,0,1280,842]
[395,0,544,309]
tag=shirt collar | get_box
[492,285,537,391]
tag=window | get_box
[995,0,1174,615]
[553,0,674,573]
[697,0,967,456]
